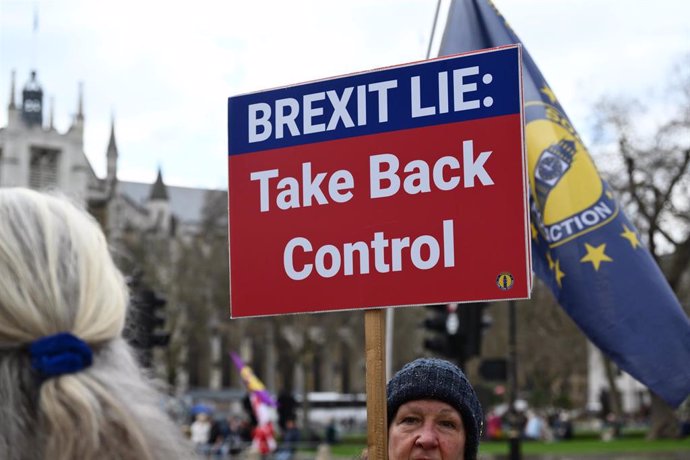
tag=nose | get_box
[414,422,440,449]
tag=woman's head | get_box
[0,188,192,460]
[0,188,127,345]
[388,399,467,460]
[387,357,483,460]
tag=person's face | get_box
[388,399,466,460]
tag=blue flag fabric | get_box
[439,0,690,407]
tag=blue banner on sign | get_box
[228,46,520,155]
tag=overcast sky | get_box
[1,0,688,189]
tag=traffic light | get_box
[479,358,508,381]
[125,285,170,367]
[139,289,170,348]
[422,304,458,359]
[457,302,491,360]
[422,303,492,367]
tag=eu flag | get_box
[439,0,690,407]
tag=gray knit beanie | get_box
[387,358,483,460]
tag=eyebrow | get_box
[399,404,460,417]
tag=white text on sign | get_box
[247,66,494,143]
[249,139,493,212]
[283,219,456,281]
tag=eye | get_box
[439,420,458,429]
[399,415,420,425]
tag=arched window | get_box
[29,146,60,190]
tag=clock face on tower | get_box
[24,98,42,113]
[22,92,43,126]
[22,71,44,126]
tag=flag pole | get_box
[425,0,443,59]
[507,300,522,459]
[385,307,394,380]
[365,308,387,460]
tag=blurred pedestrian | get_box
[553,410,573,440]
[238,417,254,444]
[486,408,503,440]
[601,412,618,441]
[0,188,194,460]
[191,412,212,456]
[224,416,246,457]
[277,389,297,432]
[208,415,226,458]
[387,357,483,460]
[524,410,545,440]
[209,415,245,459]
[276,418,300,460]
[325,418,339,444]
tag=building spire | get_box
[68,80,84,136]
[9,69,16,109]
[76,81,84,121]
[106,113,119,196]
[149,167,169,201]
[107,114,118,158]
[49,96,54,129]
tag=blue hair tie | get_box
[29,332,93,379]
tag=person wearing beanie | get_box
[387,357,483,460]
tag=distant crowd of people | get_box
[189,412,252,458]
[186,410,303,459]
[485,407,573,442]
[189,412,247,458]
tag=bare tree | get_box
[476,288,588,410]
[178,190,233,387]
[591,55,690,438]
[119,218,184,385]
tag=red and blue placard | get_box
[228,45,530,318]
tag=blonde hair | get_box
[0,188,194,460]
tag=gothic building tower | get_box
[147,168,172,236]
[106,117,118,197]
[21,70,42,127]
[0,70,94,205]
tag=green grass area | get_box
[324,444,367,458]
[305,436,690,458]
[478,438,690,455]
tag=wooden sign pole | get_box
[365,308,388,460]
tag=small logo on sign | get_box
[496,272,514,291]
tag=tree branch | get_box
[665,234,690,291]
[659,148,690,212]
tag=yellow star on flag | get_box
[620,225,640,249]
[546,252,555,270]
[580,243,613,271]
[531,222,539,241]
[541,85,558,104]
[554,258,565,288]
